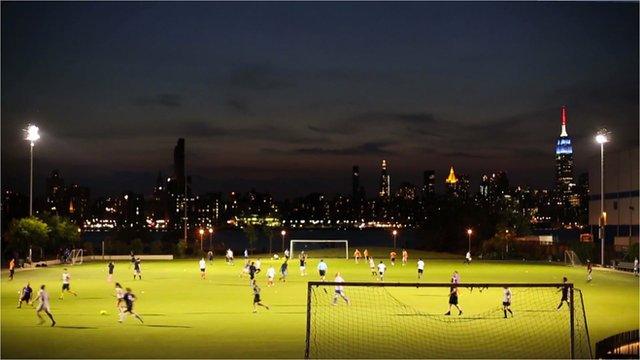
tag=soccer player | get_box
[248,261,259,284]
[557,277,570,310]
[464,251,472,265]
[317,259,328,281]
[586,260,592,282]
[17,282,33,308]
[402,249,408,266]
[199,257,207,280]
[417,258,425,279]
[255,258,262,273]
[284,249,290,260]
[107,261,115,282]
[133,258,142,280]
[279,260,288,282]
[129,251,136,269]
[363,249,369,261]
[634,257,638,276]
[36,285,56,326]
[389,251,397,266]
[353,249,361,264]
[251,280,270,313]
[9,258,15,281]
[299,251,307,276]
[266,265,276,287]
[332,272,350,305]
[445,285,463,316]
[502,287,513,318]
[119,287,143,323]
[243,249,248,260]
[368,257,377,277]
[115,282,125,313]
[226,249,234,265]
[59,269,78,299]
[207,250,214,264]
[377,261,387,281]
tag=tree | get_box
[5,217,50,258]
[45,215,80,251]
[245,225,259,255]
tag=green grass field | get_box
[1,249,638,358]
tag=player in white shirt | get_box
[634,257,639,276]
[199,258,207,280]
[464,251,472,265]
[368,257,377,277]
[115,282,125,314]
[317,259,328,281]
[266,265,276,287]
[36,285,56,326]
[332,272,350,305]
[226,249,234,265]
[417,258,425,279]
[377,261,387,281]
[255,259,262,272]
[59,269,78,299]
[284,249,290,260]
[502,287,513,318]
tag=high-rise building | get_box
[555,106,575,206]
[445,166,458,195]
[480,171,509,203]
[173,138,186,195]
[66,184,90,224]
[458,175,471,198]
[379,160,391,198]
[422,170,436,197]
[352,166,360,200]
[45,170,65,214]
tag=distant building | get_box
[45,170,65,214]
[445,166,458,195]
[458,175,471,198]
[555,106,576,206]
[379,160,391,198]
[422,170,436,197]
[480,171,509,204]
[66,184,90,224]
[588,147,639,249]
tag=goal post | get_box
[305,282,592,359]
[71,249,84,265]
[564,250,583,267]
[290,240,349,259]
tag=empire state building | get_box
[555,106,576,206]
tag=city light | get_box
[595,133,609,144]
[25,124,40,143]
[467,229,473,235]
[198,229,205,235]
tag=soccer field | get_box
[1,251,638,358]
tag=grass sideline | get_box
[1,249,638,358]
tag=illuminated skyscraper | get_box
[422,170,436,197]
[379,160,391,198]
[555,106,575,206]
[445,166,458,195]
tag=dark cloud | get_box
[228,63,293,91]
[133,93,183,108]
[225,97,252,114]
[265,141,396,156]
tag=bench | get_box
[614,261,636,272]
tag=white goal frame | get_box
[71,249,84,265]
[290,240,349,259]
[564,250,582,267]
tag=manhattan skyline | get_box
[2,2,638,198]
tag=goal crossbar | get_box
[305,282,591,359]
[290,239,349,259]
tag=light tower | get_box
[25,125,40,216]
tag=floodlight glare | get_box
[25,124,40,143]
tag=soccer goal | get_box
[71,249,84,265]
[305,282,592,359]
[564,250,582,267]
[290,240,349,259]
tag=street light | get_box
[281,230,286,252]
[392,229,398,249]
[25,124,40,216]
[595,130,609,266]
[208,228,214,252]
[467,229,473,253]
[198,228,205,251]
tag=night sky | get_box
[2,2,638,198]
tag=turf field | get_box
[1,249,638,358]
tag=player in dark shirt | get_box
[17,283,33,308]
[279,260,289,282]
[107,262,115,282]
[119,288,143,323]
[248,262,259,281]
[586,260,593,282]
[557,277,570,310]
[133,258,142,280]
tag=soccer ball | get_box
[100,310,107,315]
[273,254,280,260]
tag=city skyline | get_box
[2,2,638,198]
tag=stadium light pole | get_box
[467,229,473,253]
[595,130,609,267]
[25,124,40,216]
[198,228,204,251]
[208,228,214,252]
[281,230,286,252]
[392,229,398,249]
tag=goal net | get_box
[290,240,349,259]
[71,249,84,265]
[564,250,582,267]
[305,282,591,359]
